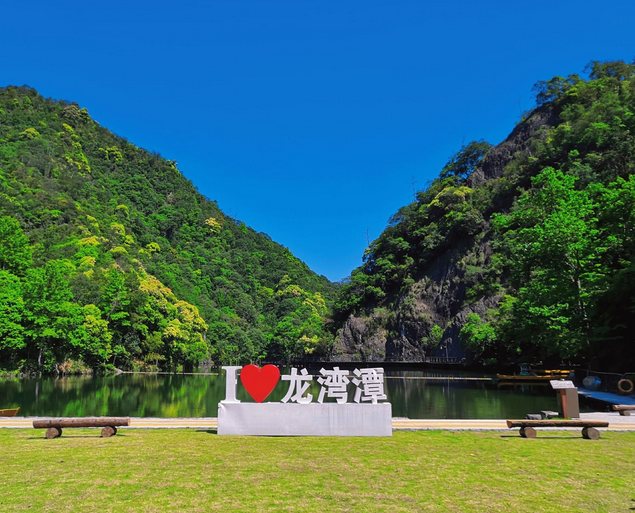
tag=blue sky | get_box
[3,1,634,281]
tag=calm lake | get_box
[0,366,581,419]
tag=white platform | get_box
[217,402,393,436]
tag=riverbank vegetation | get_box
[1,429,633,512]
[2,60,635,374]
[0,87,337,374]
[336,60,635,371]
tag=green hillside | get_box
[335,60,635,371]
[4,60,634,374]
[0,86,337,373]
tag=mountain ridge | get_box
[333,61,635,372]
[3,60,635,374]
[0,85,337,373]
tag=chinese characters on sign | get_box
[281,368,313,404]
[218,365,393,436]
[352,368,388,403]
[316,367,349,403]
[281,367,386,404]
[221,365,387,404]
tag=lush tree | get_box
[459,313,496,356]
[439,140,492,181]
[22,260,85,370]
[0,271,26,360]
[78,304,113,367]
[337,61,635,370]
[585,60,635,81]
[492,168,635,361]
[0,216,32,275]
[532,75,581,106]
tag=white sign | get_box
[550,380,575,389]
[217,365,392,437]
[218,402,393,436]
[221,365,388,405]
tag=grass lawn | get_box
[0,429,634,512]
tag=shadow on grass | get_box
[28,434,130,440]
[196,429,218,435]
[500,434,595,440]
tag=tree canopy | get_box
[338,60,635,371]
[0,86,337,373]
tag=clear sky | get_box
[2,1,634,282]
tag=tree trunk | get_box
[574,270,591,347]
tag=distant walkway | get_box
[2,412,635,431]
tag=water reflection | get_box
[0,367,572,419]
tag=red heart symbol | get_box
[240,365,281,403]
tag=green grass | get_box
[1,429,634,512]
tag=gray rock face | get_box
[331,317,392,362]
[469,104,558,186]
[330,105,558,363]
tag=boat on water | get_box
[0,408,20,417]
[497,364,573,382]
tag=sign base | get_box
[217,402,392,436]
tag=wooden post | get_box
[582,427,601,440]
[519,427,537,438]
[45,427,62,439]
[560,389,569,418]
[101,426,117,437]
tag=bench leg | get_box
[45,427,62,439]
[619,411,630,416]
[101,426,117,438]
[582,427,601,440]
[519,427,537,438]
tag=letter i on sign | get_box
[222,366,242,403]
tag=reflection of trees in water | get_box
[386,376,559,419]
[3,374,228,417]
[111,374,227,417]
[1,370,561,418]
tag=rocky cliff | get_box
[331,104,559,363]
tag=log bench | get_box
[506,419,609,439]
[33,417,130,438]
[612,405,635,416]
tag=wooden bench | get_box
[33,417,130,438]
[506,419,609,439]
[612,405,635,416]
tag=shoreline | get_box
[2,411,635,431]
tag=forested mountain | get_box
[4,60,635,375]
[333,60,635,372]
[0,86,337,373]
